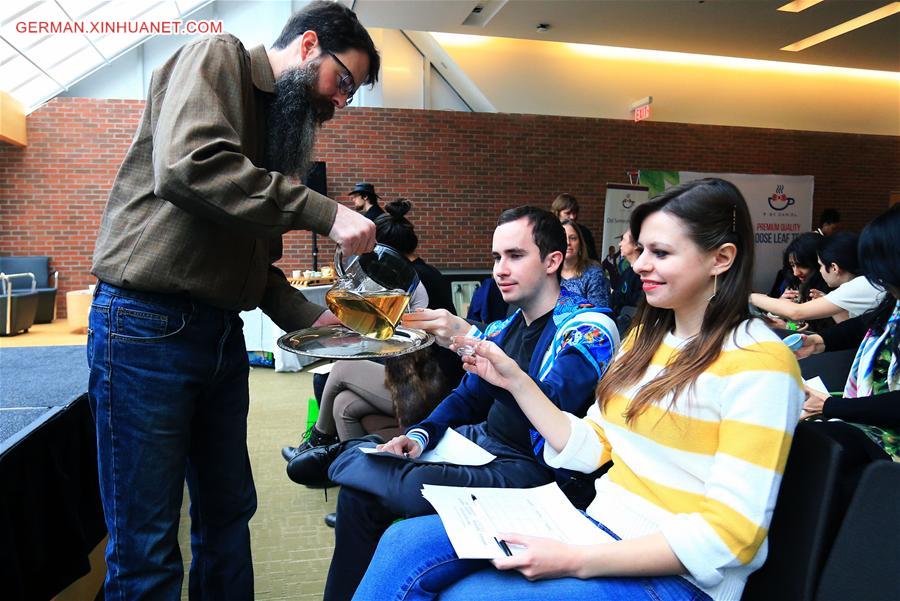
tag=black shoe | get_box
[280,446,298,462]
[286,434,383,487]
[324,512,337,528]
[281,426,339,462]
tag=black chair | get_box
[741,422,851,601]
[0,256,58,323]
[816,461,900,601]
[799,349,856,393]
[1,273,40,336]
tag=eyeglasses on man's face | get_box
[326,50,357,105]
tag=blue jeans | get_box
[325,424,554,601]
[353,515,712,601]
[87,282,256,600]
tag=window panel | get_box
[11,71,60,109]
[0,52,45,92]
[57,0,109,20]
[46,44,104,83]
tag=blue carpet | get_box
[0,345,89,409]
[0,407,54,446]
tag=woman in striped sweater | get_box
[353,179,804,601]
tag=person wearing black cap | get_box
[349,182,385,221]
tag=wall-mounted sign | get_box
[633,104,651,122]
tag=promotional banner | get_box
[639,171,814,292]
[601,183,650,255]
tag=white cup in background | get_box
[88,284,96,294]
[292,270,302,279]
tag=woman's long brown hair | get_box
[595,178,755,424]
[560,219,596,278]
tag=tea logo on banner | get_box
[768,185,796,211]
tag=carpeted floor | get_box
[0,344,90,446]
[0,345,89,408]
[177,366,338,600]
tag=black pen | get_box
[494,536,512,557]
[470,494,512,557]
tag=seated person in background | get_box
[814,207,841,236]
[551,192,599,260]
[751,232,884,325]
[467,276,509,324]
[282,345,462,456]
[601,244,621,292]
[794,307,881,360]
[288,206,619,600]
[609,229,643,328]
[783,233,831,301]
[355,177,804,601]
[802,206,900,470]
[382,198,458,315]
[757,233,833,332]
[281,199,437,459]
[560,219,610,309]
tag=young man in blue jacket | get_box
[288,206,619,600]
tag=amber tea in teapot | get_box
[325,288,411,340]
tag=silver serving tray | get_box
[277,325,434,360]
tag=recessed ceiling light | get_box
[777,0,826,13]
[781,2,900,52]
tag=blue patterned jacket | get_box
[407,288,619,459]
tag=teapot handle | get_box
[333,247,346,279]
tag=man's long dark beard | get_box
[266,60,335,178]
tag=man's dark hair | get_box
[273,0,380,86]
[497,206,566,279]
[819,208,841,226]
[356,192,378,205]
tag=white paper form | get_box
[804,376,829,395]
[359,428,496,466]
[421,482,615,559]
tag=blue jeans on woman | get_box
[87,282,256,600]
[353,514,711,601]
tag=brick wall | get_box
[1,97,897,317]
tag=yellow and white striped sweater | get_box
[544,319,804,601]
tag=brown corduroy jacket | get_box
[92,34,336,330]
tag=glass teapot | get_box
[326,244,420,340]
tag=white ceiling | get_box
[1,0,896,132]
[354,0,900,73]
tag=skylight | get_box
[0,0,212,113]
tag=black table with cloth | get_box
[0,393,105,600]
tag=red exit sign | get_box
[633,104,651,122]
